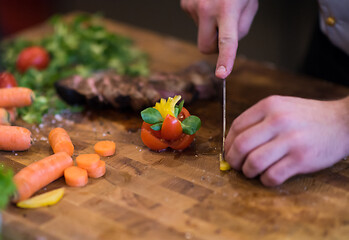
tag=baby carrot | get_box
[94,141,116,157]
[0,108,10,125]
[49,128,74,156]
[0,125,32,151]
[0,87,34,108]
[76,154,100,172]
[64,166,88,187]
[13,152,73,202]
[88,160,106,179]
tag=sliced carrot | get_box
[0,125,32,151]
[88,160,106,178]
[6,107,17,122]
[76,154,100,172]
[0,108,10,125]
[49,128,74,156]
[94,140,116,156]
[0,87,34,108]
[13,152,73,202]
[64,166,88,187]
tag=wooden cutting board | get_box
[2,13,349,240]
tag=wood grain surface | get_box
[1,13,349,240]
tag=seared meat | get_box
[55,61,219,111]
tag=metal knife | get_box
[219,78,231,171]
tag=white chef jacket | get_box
[318,0,349,56]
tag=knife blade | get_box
[219,78,231,171]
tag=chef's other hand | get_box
[224,95,349,186]
[180,0,258,79]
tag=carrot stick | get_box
[0,125,32,151]
[0,87,34,108]
[64,166,88,187]
[0,108,10,125]
[13,152,73,202]
[76,154,100,172]
[88,160,106,178]
[49,128,74,156]
[94,141,116,157]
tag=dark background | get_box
[0,0,318,73]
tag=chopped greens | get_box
[0,166,16,209]
[0,14,149,123]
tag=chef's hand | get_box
[180,0,258,79]
[225,95,349,186]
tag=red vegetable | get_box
[0,72,18,123]
[161,114,183,141]
[177,107,190,121]
[141,107,195,151]
[141,122,169,151]
[170,133,195,150]
[16,46,50,73]
[0,72,17,88]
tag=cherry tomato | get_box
[170,133,195,150]
[141,122,169,151]
[161,114,183,141]
[16,46,50,73]
[0,72,17,88]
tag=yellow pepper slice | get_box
[219,153,231,171]
[17,188,65,209]
[154,95,181,119]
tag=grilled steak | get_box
[55,61,219,111]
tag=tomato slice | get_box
[141,122,168,151]
[170,133,195,150]
[178,107,190,122]
[142,122,162,138]
[161,114,183,141]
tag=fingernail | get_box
[216,65,226,76]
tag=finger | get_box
[237,0,258,40]
[260,155,301,187]
[197,13,218,53]
[225,106,265,159]
[225,119,276,170]
[215,11,239,79]
[180,0,199,24]
[225,101,266,148]
[242,135,290,178]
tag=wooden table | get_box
[2,14,349,240]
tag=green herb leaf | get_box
[174,107,179,118]
[177,100,184,115]
[141,108,163,124]
[0,166,16,210]
[181,115,201,135]
[150,122,162,131]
